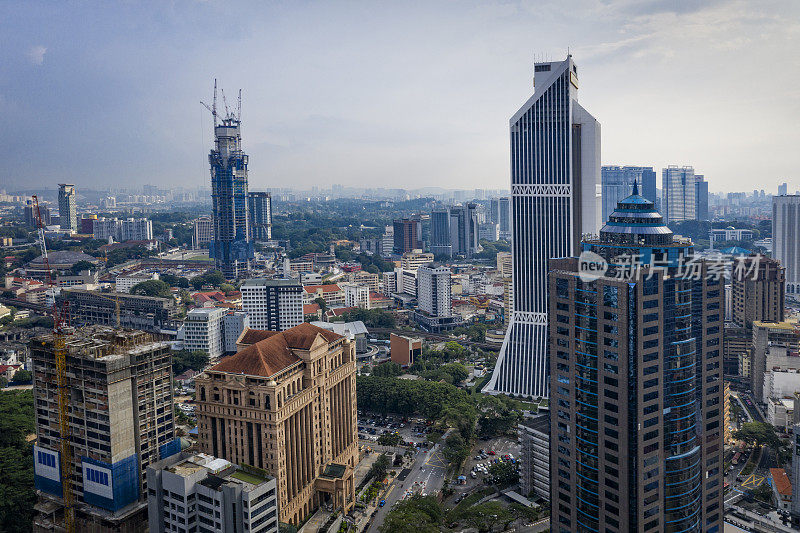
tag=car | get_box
[488,450,496,455]
[379,499,386,507]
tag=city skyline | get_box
[1,1,798,192]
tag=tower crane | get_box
[32,195,75,533]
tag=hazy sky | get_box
[1,0,798,194]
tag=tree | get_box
[172,350,210,375]
[0,390,36,531]
[378,432,402,446]
[69,260,95,275]
[219,283,236,294]
[369,453,391,482]
[314,296,328,313]
[488,461,519,486]
[379,495,443,533]
[734,422,780,448]
[160,273,190,288]
[130,279,173,298]
[10,369,32,383]
[752,484,773,504]
[372,362,403,378]
[463,501,511,532]
[442,432,470,467]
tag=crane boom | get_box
[32,195,75,533]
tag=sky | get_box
[1,0,799,194]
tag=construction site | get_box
[31,326,178,532]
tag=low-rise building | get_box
[771,468,792,510]
[768,397,795,431]
[116,272,160,293]
[183,307,227,361]
[303,284,345,308]
[390,333,421,367]
[224,311,250,354]
[146,452,278,533]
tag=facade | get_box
[247,191,273,241]
[600,166,657,221]
[303,284,345,308]
[195,323,358,525]
[115,272,159,293]
[341,283,369,309]
[183,307,227,361]
[400,250,434,271]
[478,222,499,241]
[490,197,512,240]
[392,218,421,255]
[146,452,278,533]
[548,190,724,533]
[709,227,754,245]
[695,174,709,221]
[389,333,421,366]
[58,183,77,233]
[496,252,512,277]
[519,414,549,501]
[449,203,479,258]
[209,104,253,279]
[25,202,52,227]
[751,321,800,404]
[416,265,451,317]
[430,208,452,257]
[773,195,800,298]
[485,55,602,398]
[59,288,180,333]
[92,217,153,242]
[241,278,304,331]
[32,327,178,531]
[731,256,785,328]
[224,311,251,353]
[661,166,697,223]
[194,216,215,249]
[792,423,800,524]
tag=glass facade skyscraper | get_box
[601,166,656,222]
[484,55,601,398]
[662,166,697,224]
[430,208,452,257]
[209,112,253,279]
[548,188,724,533]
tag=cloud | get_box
[26,45,47,65]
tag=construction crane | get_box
[94,292,121,328]
[32,195,75,533]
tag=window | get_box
[603,286,619,308]
[556,278,569,298]
[86,467,109,486]
[643,313,658,322]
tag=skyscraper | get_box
[548,189,723,532]
[695,174,709,221]
[429,208,452,257]
[247,191,273,241]
[484,55,601,398]
[731,256,785,328]
[208,84,253,279]
[489,197,512,240]
[779,182,788,196]
[392,218,422,254]
[449,203,479,258]
[661,166,697,223]
[600,166,656,221]
[58,183,77,233]
[773,195,800,298]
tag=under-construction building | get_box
[31,327,179,532]
[58,289,181,335]
[207,82,254,279]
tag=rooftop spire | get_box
[632,179,639,196]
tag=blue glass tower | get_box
[548,185,724,532]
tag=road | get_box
[368,328,501,352]
[366,431,451,532]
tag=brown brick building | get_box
[731,256,785,328]
[195,323,358,526]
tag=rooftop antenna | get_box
[221,88,231,120]
[237,89,242,121]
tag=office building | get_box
[208,95,253,279]
[709,227,754,246]
[380,225,394,258]
[58,288,180,333]
[497,252,512,277]
[146,452,278,533]
[485,55,602,398]
[490,197,512,240]
[400,250,434,271]
[779,183,788,196]
[600,166,656,221]
[80,215,97,234]
[661,166,697,223]
[25,202,51,227]
[731,256,785,328]
[449,203,479,258]
[115,271,159,293]
[695,174,709,221]
[548,189,723,533]
[414,265,460,332]
[311,321,369,354]
[183,307,227,361]
[751,321,800,405]
[774,195,800,298]
[390,333,421,366]
[792,422,800,525]
[224,311,250,353]
[479,222,499,241]
[392,218,421,255]
[519,414,549,501]
[247,191,273,241]
[341,283,369,309]
[723,324,750,379]
[92,217,153,242]
[58,184,77,233]
[241,278,303,331]
[195,322,358,525]
[194,215,215,249]
[430,208,452,257]
[32,327,178,532]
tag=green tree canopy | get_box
[130,279,173,298]
[379,495,443,533]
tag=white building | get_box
[342,283,369,309]
[767,397,794,431]
[380,226,394,258]
[223,312,250,353]
[486,55,601,398]
[115,272,159,293]
[183,307,226,360]
[764,370,800,404]
[194,216,214,249]
[92,217,153,242]
[146,452,278,533]
[774,195,800,298]
[709,227,754,246]
[241,278,303,331]
[417,265,451,318]
[400,250,434,271]
[382,271,397,295]
[398,269,417,297]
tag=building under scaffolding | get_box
[31,326,179,532]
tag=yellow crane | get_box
[33,195,75,533]
[93,292,121,328]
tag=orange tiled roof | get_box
[303,284,341,293]
[771,468,792,496]
[210,323,343,378]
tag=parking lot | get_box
[452,436,521,494]
[357,410,433,446]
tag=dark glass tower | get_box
[209,109,253,279]
[247,191,273,241]
[548,186,724,532]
